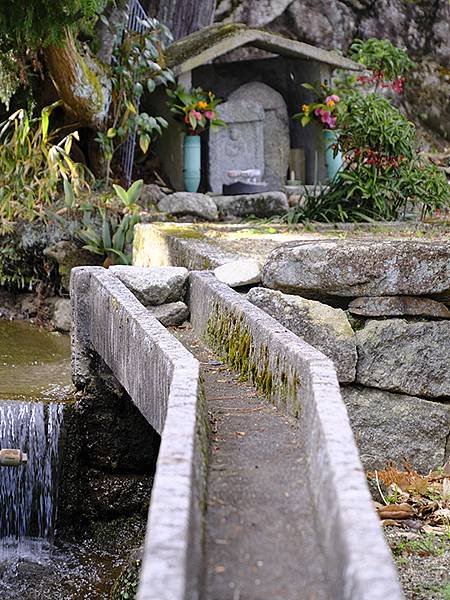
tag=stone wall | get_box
[249,239,450,472]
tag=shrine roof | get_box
[166,23,362,74]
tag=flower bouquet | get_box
[293,83,343,130]
[167,86,225,135]
[166,86,225,192]
[293,83,345,179]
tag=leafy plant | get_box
[0,0,103,48]
[338,92,415,158]
[394,533,448,557]
[349,38,415,92]
[288,157,448,223]
[0,234,48,290]
[0,102,90,233]
[96,17,172,183]
[78,180,143,266]
[289,82,449,223]
[167,85,225,134]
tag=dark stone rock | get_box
[348,296,450,319]
[52,298,72,332]
[110,265,189,306]
[139,183,167,209]
[78,383,160,474]
[355,319,450,398]
[58,356,160,526]
[342,386,450,473]
[247,287,357,382]
[158,192,219,221]
[44,240,100,291]
[147,301,190,326]
[83,470,153,519]
[215,192,289,218]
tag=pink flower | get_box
[391,77,405,94]
[326,94,340,103]
[204,110,215,120]
[192,110,203,120]
[325,116,337,129]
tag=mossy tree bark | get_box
[147,0,216,40]
[43,28,112,129]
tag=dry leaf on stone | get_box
[377,503,415,520]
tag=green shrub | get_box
[0,102,89,233]
[293,158,448,222]
[0,231,54,291]
[78,181,143,266]
[289,89,449,222]
[0,0,104,48]
[349,38,415,82]
[338,92,415,158]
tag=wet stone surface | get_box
[0,515,146,600]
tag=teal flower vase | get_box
[324,129,343,181]
[184,135,201,193]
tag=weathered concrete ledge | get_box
[70,267,207,600]
[189,271,403,600]
[133,222,241,270]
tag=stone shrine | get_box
[149,24,360,192]
[228,82,290,191]
[208,100,265,193]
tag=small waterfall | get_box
[0,402,64,557]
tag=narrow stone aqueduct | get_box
[71,224,449,600]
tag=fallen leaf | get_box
[408,476,429,496]
[382,519,398,527]
[377,503,415,520]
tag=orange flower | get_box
[326,99,335,108]
[302,104,310,113]
[197,101,208,110]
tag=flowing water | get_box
[0,320,69,563]
[0,402,64,552]
[0,320,146,598]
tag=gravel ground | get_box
[385,528,450,599]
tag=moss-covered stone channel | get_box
[0,320,159,599]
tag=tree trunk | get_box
[43,29,112,129]
[94,0,128,65]
[147,0,216,41]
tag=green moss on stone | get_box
[160,224,206,240]
[166,23,247,68]
[206,305,300,412]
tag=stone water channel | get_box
[0,320,151,599]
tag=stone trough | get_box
[71,263,404,599]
